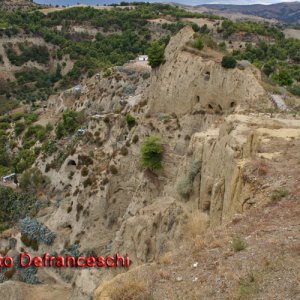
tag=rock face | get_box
[3,26,299,300]
[145,26,268,116]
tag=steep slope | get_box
[1,25,300,300]
[145,26,268,116]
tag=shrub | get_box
[123,84,136,96]
[177,177,193,199]
[177,160,201,199]
[81,167,89,177]
[232,235,246,252]
[192,23,200,32]
[120,146,128,156]
[132,135,139,144]
[41,139,57,155]
[15,122,25,136]
[19,168,49,192]
[125,114,136,129]
[263,64,274,76]
[271,188,289,201]
[221,56,237,69]
[140,135,163,171]
[272,70,293,86]
[192,38,204,50]
[24,113,38,125]
[218,41,227,51]
[288,84,300,96]
[13,149,36,173]
[56,110,84,139]
[109,164,118,175]
[78,155,93,166]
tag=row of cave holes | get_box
[196,96,236,111]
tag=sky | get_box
[34,0,300,6]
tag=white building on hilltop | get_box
[138,55,148,61]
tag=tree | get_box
[148,41,165,68]
[272,70,293,86]
[140,136,163,171]
[221,56,237,69]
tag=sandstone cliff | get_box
[145,26,269,116]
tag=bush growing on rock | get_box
[221,56,237,69]
[125,114,136,129]
[192,38,204,50]
[177,160,201,199]
[140,135,163,171]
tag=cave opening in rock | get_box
[67,160,77,166]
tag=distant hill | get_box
[197,2,300,24]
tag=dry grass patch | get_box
[185,211,209,240]
[110,280,151,300]
[158,251,173,265]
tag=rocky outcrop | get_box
[145,26,269,116]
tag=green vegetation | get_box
[0,4,220,107]
[0,186,37,228]
[19,168,49,192]
[192,38,204,50]
[236,273,258,300]
[15,122,25,136]
[220,20,283,39]
[222,56,237,69]
[232,40,300,86]
[148,41,165,68]
[232,235,246,252]
[125,113,136,129]
[140,135,163,171]
[271,188,289,201]
[177,160,201,199]
[56,109,84,138]
[13,149,36,173]
[6,43,49,66]
[272,70,293,86]
[288,84,300,96]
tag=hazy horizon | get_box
[34,0,300,7]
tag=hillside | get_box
[0,0,36,11]
[0,4,300,300]
[198,2,300,24]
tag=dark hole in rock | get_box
[67,160,77,166]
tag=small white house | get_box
[138,55,148,61]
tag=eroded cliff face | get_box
[2,27,299,300]
[145,26,269,116]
